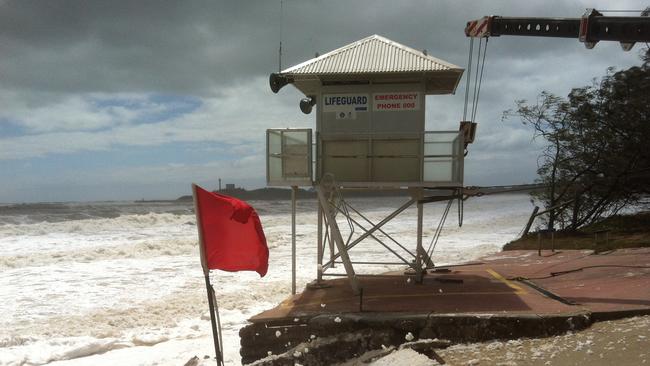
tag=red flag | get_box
[193,184,269,277]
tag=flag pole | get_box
[192,183,224,366]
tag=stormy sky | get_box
[0,0,647,202]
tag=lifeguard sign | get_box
[268,35,468,293]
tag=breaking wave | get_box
[1,194,535,366]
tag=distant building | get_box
[225,183,236,190]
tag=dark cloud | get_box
[1,1,281,94]
[2,0,639,96]
[0,0,647,201]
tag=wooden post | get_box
[523,206,540,237]
[551,230,555,252]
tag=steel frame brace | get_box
[315,181,460,292]
[466,8,650,50]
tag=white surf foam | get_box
[1,194,534,366]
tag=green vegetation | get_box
[504,210,650,251]
[504,49,650,231]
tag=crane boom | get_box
[465,8,650,50]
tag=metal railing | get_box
[317,130,464,187]
[267,129,464,188]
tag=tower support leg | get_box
[291,186,297,295]
[416,200,425,283]
[317,198,323,282]
[316,185,360,294]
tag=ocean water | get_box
[0,194,535,366]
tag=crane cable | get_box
[463,37,489,124]
[427,35,490,255]
[462,38,474,121]
[427,37,492,258]
[278,0,283,72]
[471,37,489,122]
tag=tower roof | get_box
[279,35,464,95]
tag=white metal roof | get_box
[280,35,464,95]
[282,34,462,75]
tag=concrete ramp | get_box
[241,248,650,364]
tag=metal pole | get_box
[416,201,424,283]
[328,222,336,268]
[317,198,323,282]
[192,184,224,365]
[205,275,224,366]
[291,186,297,295]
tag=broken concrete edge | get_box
[590,308,650,322]
[246,331,366,366]
[239,310,593,364]
[246,332,452,366]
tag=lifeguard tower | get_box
[267,35,475,294]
